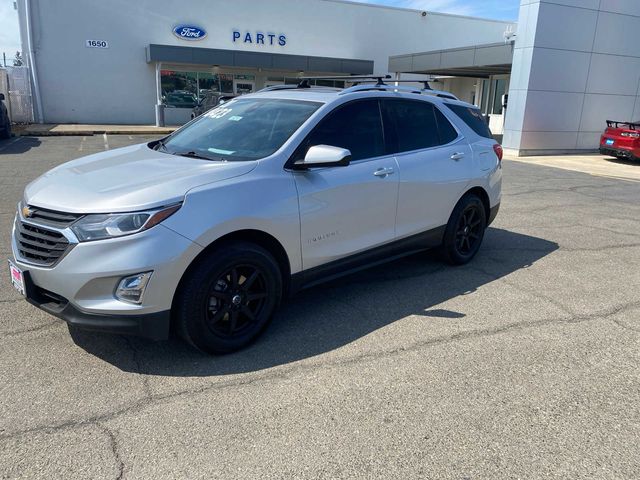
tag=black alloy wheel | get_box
[175,242,282,354]
[206,265,269,338]
[454,205,483,256]
[442,193,487,265]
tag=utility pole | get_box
[2,53,6,68]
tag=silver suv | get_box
[9,82,502,354]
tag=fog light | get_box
[115,272,153,304]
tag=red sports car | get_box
[600,120,640,162]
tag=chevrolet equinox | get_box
[9,81,502,354]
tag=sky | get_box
[1,0,20,66]
[0,0,520,65]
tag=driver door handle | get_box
[374,167,395,177]
[450,152,465,161]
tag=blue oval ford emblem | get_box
[173,25,207,41]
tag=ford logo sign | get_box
[173,25,207,41]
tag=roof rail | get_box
[339,84,422,95]
[421,89,459,100]
[256,85,303,93]
[339,83,459,100]
[255,74,459,100]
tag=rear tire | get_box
[441,194,487,265]
[175,242,282,354]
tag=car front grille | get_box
[15,220,73,267]
[23,205,82,228]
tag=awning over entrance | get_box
[146,44,374,75]
[388,42,513,78]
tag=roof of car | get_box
[248,87,342,104]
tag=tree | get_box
[13,51,23,67]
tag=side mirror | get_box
[0,93,4,101]
[293,145,351,170]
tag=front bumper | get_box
[11,219,203,340]
[22,270,170,339]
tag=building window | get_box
[160,71,235,108]
[479,78,507,116]
[491,79,507,115]
[160,70,198,108]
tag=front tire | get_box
[175,242,282,354]
[441,194,487,265]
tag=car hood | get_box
[24,143,257,213]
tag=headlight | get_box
[71,204,181,242]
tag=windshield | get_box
[161,98,322,161]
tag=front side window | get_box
[301,100,385,161]
[161,98,321,161]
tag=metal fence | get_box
[0,67,34,123]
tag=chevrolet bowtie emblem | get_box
[22,205,33,218]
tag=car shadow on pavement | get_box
[0,136,41,154]
[69,227,559,376]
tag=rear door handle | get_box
[450,152,465,161]
[374,167,394,177]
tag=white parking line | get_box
[0,136,23,153]
[103,133,109,150]
[79,136,86,151]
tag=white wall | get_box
[439,77,478,104]
[18,0,513,124]
[504,0,640,155]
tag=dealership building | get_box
[15,0,640,155]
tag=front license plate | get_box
[8,260,25,296]
[606,139,614,145]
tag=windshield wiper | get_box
[172,150,215,160]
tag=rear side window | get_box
[384,99,440,152]
[434,107,459,144]
[383,99,459,154]
[445,104,493,139]
[302,99,385,161]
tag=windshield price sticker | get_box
[86,40,109,49]
[206,108,233,119]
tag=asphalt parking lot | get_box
[1,135,639,479]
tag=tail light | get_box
[493,143,503,162]
[621,131,639,138]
